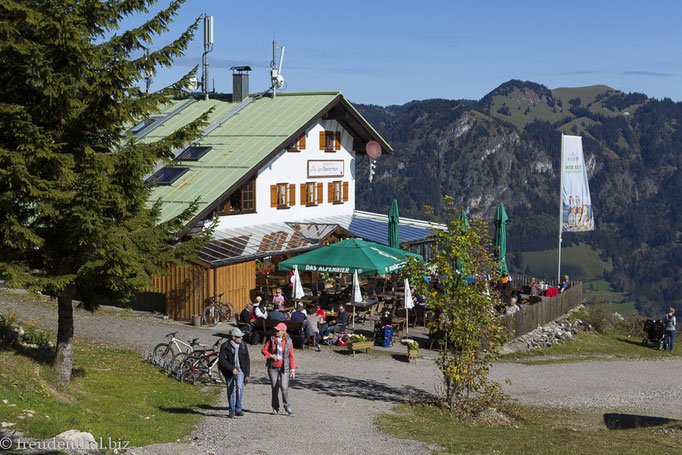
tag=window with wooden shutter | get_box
[288,134,306,152]
[331,181,343,204]
[322,130,336,152]
[328,182,333,203]
[270,185,277,208]
[305,182,317,206]
[316,182,323,204]
[220,178,256,215]
[288,184,296,206]
[343,181,349,201]
[300,183,307,205]
[275,183,289,207]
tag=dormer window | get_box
[287,134,306,152]
[149,167,189,185]
[319,131,341,152]
[178,145,212,161]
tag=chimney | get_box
[230,66,251,102]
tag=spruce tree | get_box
[0,0,213,386]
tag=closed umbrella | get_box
[291,265,305,300]
[351,270,362,328]
[404,278,413,336]
[494,203,509,277]
[456,210,470,275]
[388,199,400,249]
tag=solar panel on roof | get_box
[177,146,212,161]
[150,167,189,185]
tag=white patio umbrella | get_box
[291,265,305,300]
[404,278,414,336]
[351,270,362,329]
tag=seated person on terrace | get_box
[268,305,287,321]
[529,277,539,296]
[559,275,569,293]
[272,287,285,310]
[239,303,256,334]
[289,303,307,324]
[254,297,268,319]
[314,302,326,323]
[319,305,349,337]
[505,297,520,315]
[305,308,321,348]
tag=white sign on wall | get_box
[307,160,344,178]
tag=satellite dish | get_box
[188,77,198,91]
[366,141,382,159]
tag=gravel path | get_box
[3,290,682,455]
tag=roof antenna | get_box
[144,48,152,94]
[270,40,285,98]
[201,14,214,100]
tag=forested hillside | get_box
[354,80,682,316]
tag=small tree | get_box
[401,197,509,414]
[0,0,213,386]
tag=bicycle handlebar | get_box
[166,331,179,338]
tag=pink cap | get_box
[274,322,287,332]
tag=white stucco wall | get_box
[216,119,355,230]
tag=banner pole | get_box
[558,133,564,284]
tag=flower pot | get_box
[408,348,418,362]
[348,340,374,358]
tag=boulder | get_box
[55,430,98,453]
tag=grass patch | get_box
[501,329,680,364]
[0,340,220,446]
[377,403,682,455]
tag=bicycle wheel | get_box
[168,351,192,376]
[202,305,219,327]
[151,343,171,368]
[180,368,203,385]
[223,301,235,322]
[179,358,208,384]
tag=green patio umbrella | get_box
[455,211,469,274]
[277,238,422,276]
[494,202,509,277]
[388,199,400,249]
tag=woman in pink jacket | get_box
[262,322,297,415]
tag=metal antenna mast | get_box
[202,14,214,100]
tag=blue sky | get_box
[132,0,682,106]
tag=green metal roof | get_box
[146,91,390,225]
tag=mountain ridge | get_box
[354,80,682,316]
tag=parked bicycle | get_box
[176,338,226,385]
[201,293,235,327]
[151,332,203,370]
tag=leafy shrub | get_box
[581,305,619,333]
[617,315,645,338]
[349,334,368,343]
[408,341,419,351]
[23,325,51,346]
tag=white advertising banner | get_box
[561,135,594,232]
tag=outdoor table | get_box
[346,299,378,327]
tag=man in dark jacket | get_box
[219,328,251,418]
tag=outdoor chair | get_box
[235,313,254,343]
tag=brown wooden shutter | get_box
[300,134,306,150]
[289,184,296,206]
[300,183,307,205]
[270,185,277,207]
[319,131,325,150]
[328,182,333,203]
[317,182,323,204]
[343,181,349,201]
[335,131,341,150]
